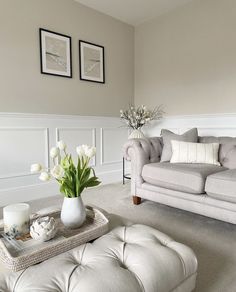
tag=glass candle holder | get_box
[3,203,30,238]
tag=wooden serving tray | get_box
[0,206,109,271]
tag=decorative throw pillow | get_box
[160,128,198,162]
[170,140,220,165]
[219,144,236,169]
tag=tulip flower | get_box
[50,147,59,158]
[39,172,51,182]
[30,163,42,173]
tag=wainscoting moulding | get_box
[144,112,236,137]
[0,112,129,206]
[0,112,236,206]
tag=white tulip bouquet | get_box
[30,141,100,198]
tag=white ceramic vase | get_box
[61,196,86,229]
[128,129,145,139]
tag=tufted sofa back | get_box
[199,136,236,169]
[147,137,163,163]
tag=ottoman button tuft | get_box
[1,224,197,292]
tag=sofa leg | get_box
[133,196,141,205]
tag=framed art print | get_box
[39,28,72,78]
[79,40,105,83]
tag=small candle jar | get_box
[3,203,30,238]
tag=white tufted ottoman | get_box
[0,224,197,292]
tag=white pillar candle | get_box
[3,203,30,238]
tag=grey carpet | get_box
[2,182,236,292]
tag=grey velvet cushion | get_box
[205,169,236,203]
[142,162,225,194]
[161,128,198,162]
[199,136,236,168]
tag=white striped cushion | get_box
[170,140,220,165]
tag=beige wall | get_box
[135,0,236,115]
[3,0,236,117]
[0,0,134,116]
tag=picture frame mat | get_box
[79,41,105,83]
[39,28,72,78]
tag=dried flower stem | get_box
[120,105,164,130]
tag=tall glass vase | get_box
[61,196,86,229]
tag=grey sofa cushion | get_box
[219,144,236,169]
[199,136,236,168]
[142,162,225,194]
[206,169,236,203]
[161,128,198,162]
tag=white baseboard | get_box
[99,169,123,184]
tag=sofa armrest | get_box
[123,137,163,193]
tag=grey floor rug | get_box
[2,182,236,292]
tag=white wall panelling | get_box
[100,128,129,165]
[1,112,236,206]
[0,127,49,179]
[56,128,96,167]
[0,113,128,206]
[144,113,236,138]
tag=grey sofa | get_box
[123,136,236,224]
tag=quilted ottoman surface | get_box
[0,224,198,292]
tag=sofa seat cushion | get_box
[205,169,236,203]
[142,162,226,194]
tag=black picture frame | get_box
[79,40,105,84]
[39,28,72,78]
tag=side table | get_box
[122,157,131,184]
